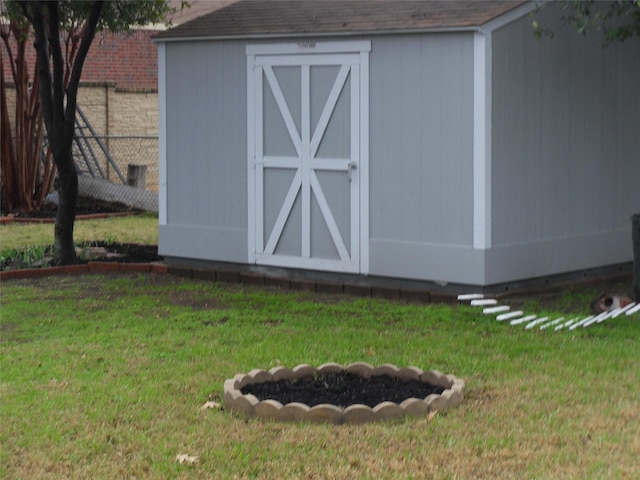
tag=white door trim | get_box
[157,42,167,226]
[247,41,370,274]
[247,41,372,56]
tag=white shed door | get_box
[247,42,370,273]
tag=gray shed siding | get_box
[488,8,640,283]
[160,33,480,283]
[368,33,478,283]
[160,40,248,262]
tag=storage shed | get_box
[154,0,640,289]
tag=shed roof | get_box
[155,0,529,40]
[167,0,237,26]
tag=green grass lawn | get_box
[0,213,158,252]
[1,273,639,479]
[0,214,159,268]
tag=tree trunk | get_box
[0,60,18,212]
[53,147,78,265]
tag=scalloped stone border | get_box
[223,363,465,424]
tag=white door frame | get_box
[247,41,370,274]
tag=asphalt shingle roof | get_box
[155,0,529,40]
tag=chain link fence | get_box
[71,135,159,213]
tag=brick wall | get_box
[76,84,158,136]
[81,30,158,91]
[2,29,158,91]
[76,84,159,192]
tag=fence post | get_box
[632,213,640,302]
[127,164,147,189]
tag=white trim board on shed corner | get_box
[157,42,168,226]
[472,30,491,251]
[471,1,537,253]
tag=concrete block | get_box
[373,401,404,421]
[291,364,316,380]
[240,272,265,285]
[167,265,192,278]
[60,264,90,274]
[400,288,431,303]
[291,279,316,291]
[396,366,423,381]
[344,284,372,297]
[345,362,374,378]
[316,363,344,375]
[452,379,465,395]
[429,291,458,305]
[308,404,343,424]
[0,271,16,280]
[279,402,311,422]
[247,369,272,384]
[255,399,283,419]
[121,263,152,273]
[372,364,400,377]
[223,378,237,396]
[342,404,375,424]
[223,388,242,410]
[232,393,259,416]
[264,276,291,289]
[216,269,240,283]
[269,366,294,381]
[441,388,463,408]
[425,393,447,412]
[372,286,400,300]
[421,370,451,388]
[445,374,458,387]
[150,262,168,274]
[234,373,251,389]
[399,397,430,416]
[192,268,216,281]
[88,261,120,272]
[315,280,344,294]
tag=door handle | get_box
[347,161,357,182]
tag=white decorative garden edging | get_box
[458,294,639,330]
[223,363,465,424]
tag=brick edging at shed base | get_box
[0,262,168,281]
[1,258,631,307]
[162,257,633,304]
[164,259,459,304]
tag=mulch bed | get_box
[0,242,160,271]
[82,242,161,264]
[240,372,446,408]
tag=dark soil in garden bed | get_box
[81,242,160,264]
[240,372,446,408]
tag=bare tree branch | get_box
[63,1,104,149]
[28,3,54,140]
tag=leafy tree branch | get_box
[533,0,640,46]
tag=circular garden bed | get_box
[223,362,465,424]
